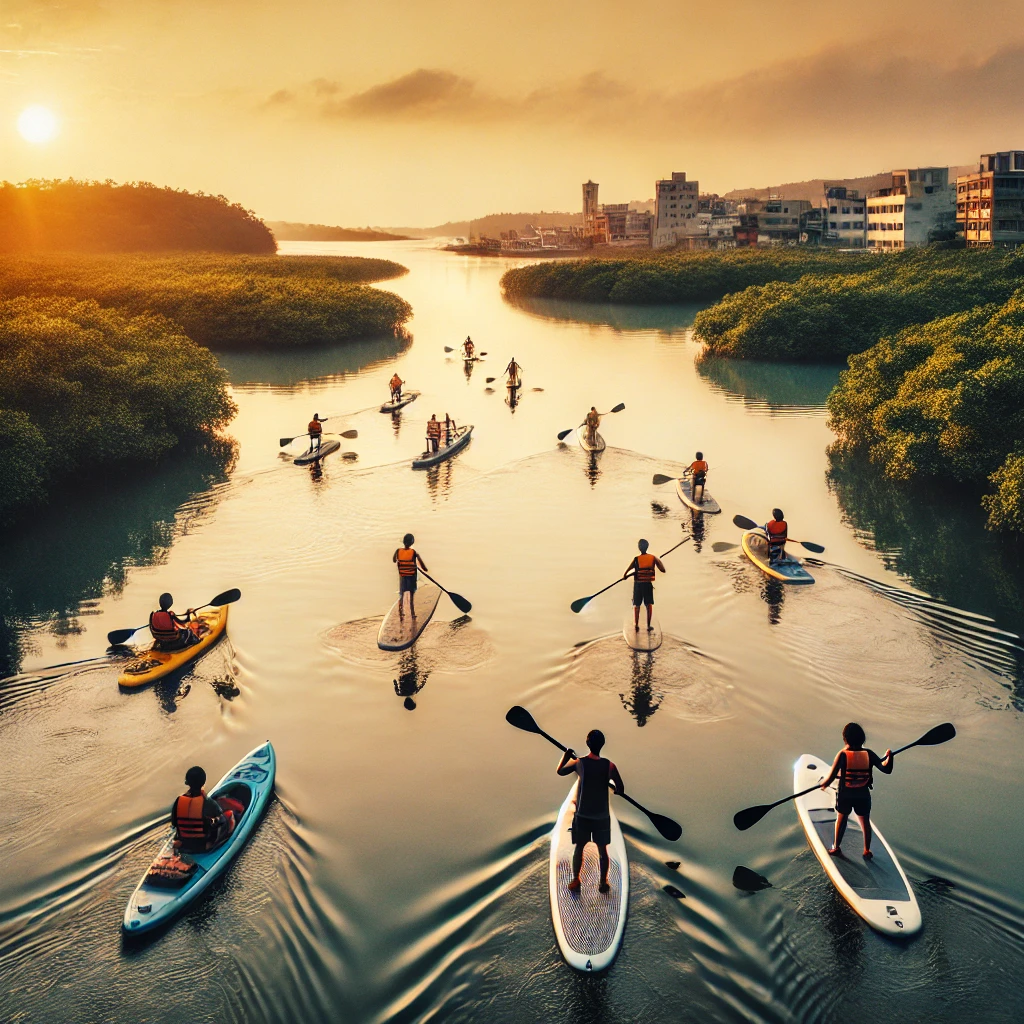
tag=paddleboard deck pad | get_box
[294,438,341,465]
[123,741,276,935]
[412,425,473,468]
[577,425,606,452]
[377,580,443,650]
[676,477,721,515]
[794,754,921,936]
[550,783,628,972]
[117,606,228,688]
[741,530,814,584]
[381,391,420,413]
[623,610,662,651]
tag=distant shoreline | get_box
[268,221,413,242]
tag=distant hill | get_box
[388,211,585,239]
[269,221,412,242]
[722,166,975,202]
[0,179,275,254]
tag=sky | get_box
[3,0,1024,226]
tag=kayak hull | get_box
[577,425,606,452]
[794,754,921,937]
[741,530,814,584]
[412,425,473,469]
[377,581,443,651]
[117,606,228,688]
[381,391,420,413]
[549,783,628,972]
[623,609,663,651]
[123,741,276,935]
[294,438,341,465]
[676,476,721,515]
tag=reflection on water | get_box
[620,652,663,726]
[697,356,840,415]
[509,295,702,335]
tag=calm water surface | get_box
[2,241,1023,1023]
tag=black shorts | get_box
[836,787,871,816]
[399,575,417,593]
[571,814,611,846]
[692,472,706,486]
[632,580,654,607]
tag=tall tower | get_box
[582,180,599,237]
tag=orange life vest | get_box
[841,749,872,789]
[175,794,208,842]
[390,375,402,389]
[766,520,787,544]
[427,419,442,438]
[634,553,656,582]
[149,609,180,643]
[690,460,709,474]
[396,548,417,577]
[308,420,322,435]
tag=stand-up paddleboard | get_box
[550,783,629,972]
[118,607,228,688]
[377,580,443,651]
[577,425,606,452]
[794,754,921,936]
[123,742,276,935]
[623,609,662,651]
[412,425,473,469]
[381,390,420,413]
[676,476,721,515]
[741,530,814,584]
[294,437,341,465]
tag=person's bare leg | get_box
[830,811,849,854]
[398,592,406,619]
[598,844,610,892]
[633,603,640,630]
[410,590,417,618]
[646,602,653,630]
[858,813,873,857]
[568,842,585,890]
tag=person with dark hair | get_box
[462,336,475,359]
[819,722,894,858]
[504,356,522,388]
[688,451,709,504]
[389,373,404,403]
[764,508,788,564]
[556,729,625,894]
[170,766,244,853]
[148,593,200,651]
[308,413,323,453]
[426,414,442,453]
[624,539,666,633]
[584,406,601,446]
[393,533,429,619]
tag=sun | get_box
[17,105,59,144]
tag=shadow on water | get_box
[218,331,411,391]
[696,356,840,414]
[506,295,702,334]
[619,652,664,726]
[0,439,236,678]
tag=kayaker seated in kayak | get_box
[505,357,521,386]
[624,539,665,632]
[426,414,442,453]
[556,730,625,894]
[462,336,475,359]
[819,722,893,859]
[688,452,709,503]
[394,533,428,619]
[585,407,601,445]
[171,766,245,854]
[764,509,787,563]
[308,413,323,452]
[389,373,404,402]
[149,593,202,651]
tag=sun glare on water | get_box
[17,105,59,144]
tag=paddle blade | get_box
[278,437,294,448]
[557,428,574,441]
[663,884,685,899]
[505,705,541,734]
[448,591,472,614]
[106,626,141,646]
[485,377,495,383]
[916,722,956,746]
[712,541,738,553]
[209,588,241,607]
[733,514,758,531]
[480,351,488,356]
[341,429,358,439]
[648,811,683,842]
[652,474,675,485]
[342,452,358,460]
[570,595,593,614]
[733,804,772,831]
[733,866,772,892]
[444,346,454,352]
[798,540,825,553]
[610,402,625,413]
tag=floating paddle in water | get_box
[106,588,242,647]
[280,427,358,447]
[557,403,625,442]
[733,866,772,892]
[732,514,825,554]
[571,530,689,613]
[418,570,472,614]
[732,722,956,831]
[505,705,682,841]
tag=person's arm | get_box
[654,557,666,573]
[416,553,428,572]
[556,749,578,776]
[622,557,636,580]
[170,799,179,830]
[871,748,894,774]
[609,762,625,796]
[820,751,843,789]
[393,549,399,563]
[172,611,192,625]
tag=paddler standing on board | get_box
[393,533,428,619]
[462,336,475,359]
[389,373,404,403]
[688,451,709,504]
[584,407,601,446]
[556,730,625,893]
[426,414,442,454]
[505,356,521,388]
[764,509,787,564]
[819,722,893,859]
[308,413,323,453]
[624,539,665,633]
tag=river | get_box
[1,240,1023,1023]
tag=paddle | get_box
[732,514,825,554]
[444,346,487,356]
[557,403,626,442]
[732,722,956,831]
[733,866,772,892]
[105,588,242,646]
[505,705,681,842]
[279,427,358,447]
[652,474,678,486]
[571,532,690,613]
[418,570,472,614]
[711,541,739,553]
[485,377,496,383]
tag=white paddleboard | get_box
[549,783,628,972]
[742,530,814,584]
[577,425,606,452]
[377,580,443,651]
[676,476,721,515]
[293,438,341,465]
[380,390,420,413]
[794,753,921,936]
[623,609,662,652]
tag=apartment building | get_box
[821,186,866,247]
[956,151,1024,248]
[653,171,701,248]
[595,203,653,246]
[867,168,955,249]
[735,197,812,244]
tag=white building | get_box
[653,171,703,248]
[867,168,955,250]
[822,186,866,247]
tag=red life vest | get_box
[427,419,442,438]
[690,460,708,475]
[841,749,872,789]
[175,794,208,842]
[633,553,657,582]
[766,520,787,544]
[308,420,322,435]
[396,548,417,577]
[149,610,179,643]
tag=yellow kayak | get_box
[741,530,814,584]
[118,606,229,688]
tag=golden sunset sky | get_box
[3,0,1023,225]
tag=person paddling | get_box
[308,413,323,453]
[389,373,404,403]
[764,508,788,563]
[584,406,601,446]
[393,533,428,619]
[426,414,442,454]
[688,451,709,504]
[505,356,522,387]
[624,539,665,632]
[171,766,245,854]
[462,336,475,359]
[819,722,893,859]
[149,593,201,651]
[556,730,625,894]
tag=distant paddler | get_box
[393,533,429,619]
[389,373,404,403]
[462,336,475,359]
[623,539,665,633]
[688,451,709,504]
[307,413,323,453]
[426,413,442,453]
[764,509,788,564]
[584,406,601,446]
[504,357,522,387]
